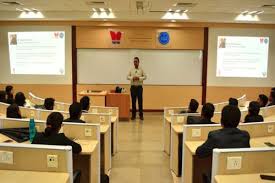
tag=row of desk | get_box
[0,118,101,183]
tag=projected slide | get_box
[216,36,269,78]
[8,31,65,75]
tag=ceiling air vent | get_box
[0,1,23,5]
[86,1,106,6]
[173,2,196,7]
[261,4,275,8]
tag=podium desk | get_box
[106,93,130,121]
[79,91,107,106]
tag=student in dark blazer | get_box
[64,102,86,123]
[268,91,275,106]
[6,104,22,119]
[5,85,14,104]
[32,112,82,154]
[187,103,216,125]
[244,101,264,123]
[229,97,238,106]
[0,91,6,103]
[196,105,250,158]
[257,94,268,108]
[35,98,55,110]
[80,96,90,113]
[180,99,199,114]
[14,92,26,107]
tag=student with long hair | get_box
[32,112,82,154]
[6,104,22,119]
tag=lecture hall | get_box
[0,0,275,183]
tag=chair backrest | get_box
[170,113,201,125]
[0,102,9,115]
[82,112,111,126]
[260,105,275,118]
[28,92,44,105]
[62,122,100,141]
[212,148,275,182]
[88,106,119,118]
[0,143,73,182]
[184,121,275,141]
[19,106,40,119]
[39,109,69,121]
[237,94,247,107]
[0,117,46,132]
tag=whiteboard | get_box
[77,49,202,85]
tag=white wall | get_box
[0,26,72,84]
[208,28,275,87]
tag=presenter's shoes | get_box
[131,116,136,121]
[140,116,144,121]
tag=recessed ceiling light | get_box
[171,20,176,22]
[19,11,44,18]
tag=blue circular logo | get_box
[158,32,170,45]
[264,38,268,44]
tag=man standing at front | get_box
[127,57,147,121]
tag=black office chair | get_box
[202,172,211,183]
[73,170,81,183]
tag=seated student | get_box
[0,91,6,103]
[229,97,238,106]
[80,96,90,113]
[36,98,55,110]
[244,101,264,123]
[187,103,216,125]
[268,91,275,106]
[6,104,22,119]
[272,87,275,92]
[257,94,268,108]
[196,105,250,158]
[32,112,82,154]
[180,99,199,113]
[64,102,85,123]
[14,92,26,107]
[5,85,14,104]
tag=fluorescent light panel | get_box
[162,9,189,20]
[90,8,115,18]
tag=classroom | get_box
[0,0,275,183]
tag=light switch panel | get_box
[47,155,58,168]
[0,151,13,164]
[227,156,242,170]
[192,129,201,137]
[85,128,92,137]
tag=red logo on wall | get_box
[110,31,122,44]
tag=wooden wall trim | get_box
[72,26,77,102]
[202,27,209,105]
[1,21,275,29]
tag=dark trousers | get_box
[130,85,143,117]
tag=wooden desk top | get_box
[100,125,110,134]
[250,136,275,147]
[215,173,275,183]
[172,124,183,134]
[79,91,107,96]
[75,139,98,155]
[0,170,69,183]
[185,141,204,155]
[264,115,275,122]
